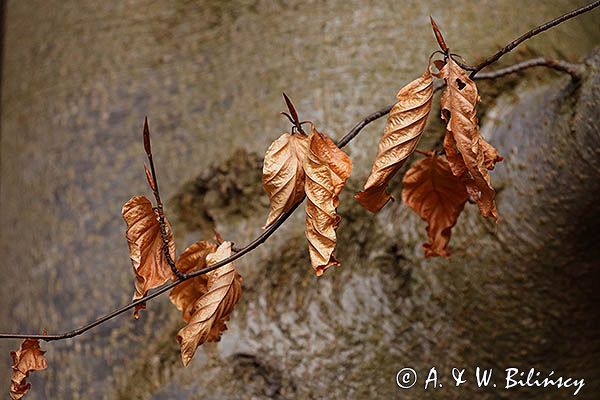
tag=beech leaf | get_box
[177,241,243,366]
[304,126,352,276]
[9,339,47,400]
[169,240,217,322]
[438,57,502,221]
[262,131,310,228]
[355,66,433,212]
[402,153,469,257]
[122,195,176,319]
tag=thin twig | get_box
[143,118,185,280]
[0,1,597,342]
[336,105,394,148]
[468,0,600,77]
[475,57,584,80]
[431,56,584,95]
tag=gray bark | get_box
[0,1,598,399]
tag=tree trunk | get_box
[0,1,598,399]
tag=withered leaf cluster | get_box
[172,241,242,366]
[263,123,352,275]
[120,121,243,367]
[354,18,502,256]
[437,56,503,221]
[10,339,47,400]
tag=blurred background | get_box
[0,0,599,399]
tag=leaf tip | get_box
[180,349,193,367]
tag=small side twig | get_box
[431,56,584,95]
[475,57,584,81]
[143,118,185,280]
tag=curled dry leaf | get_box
[355,66,433,212]
[169,240,217,322]
[177,241,242,366]
[402,153,469,257]
[438,57,502,221]
[304,126,352,276]
[122,195,176,319]
[10,339,47,400]
[262,131,310,228]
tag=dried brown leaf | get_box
[10,339,47,400]
[169,240,217,322]
[304,126,352,276]
[122,195,176,319]
[355,67,433,212]
[176,241,242,366]
[439,57,502,221]
[402,153,469,257]
[262,132,310,228]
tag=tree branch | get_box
[468,0,600,77]
[0,1,597,342]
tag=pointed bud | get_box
[430,16,448,53]
[282,92,300,125]
[143,117,152,156]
